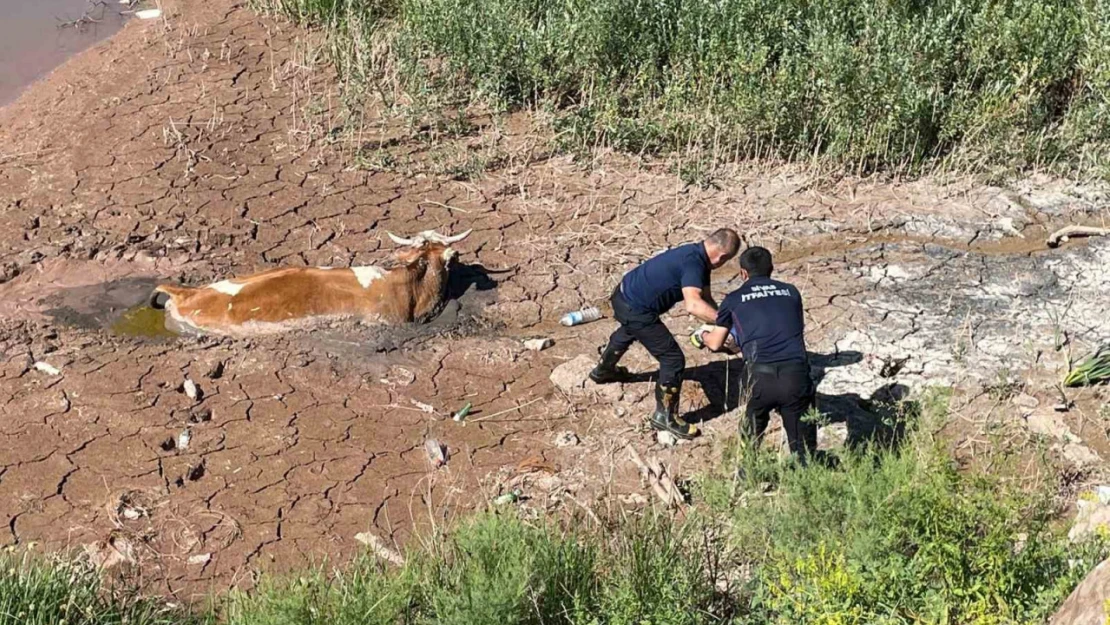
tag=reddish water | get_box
[0,0,127,107]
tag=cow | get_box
[148,229,472,336]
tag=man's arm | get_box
[702,326,731,351]
[701,288,718,310]
[682,286,718,324]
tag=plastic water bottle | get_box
[560,307,601,327]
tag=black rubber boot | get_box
[589,345,630,384]
[649,382,699,440]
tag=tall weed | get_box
[255,0,1110,176]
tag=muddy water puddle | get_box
[0,0,128,107]
[110,305,175,338]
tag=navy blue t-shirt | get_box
[620,243,710,316]
[716,277,807,364]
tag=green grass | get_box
[254,0,1110,177]
[0,549,199,625]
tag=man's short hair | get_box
[706,228,741,256]
[739,246,773,277]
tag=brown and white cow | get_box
[149,229,472,336]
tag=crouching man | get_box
[699,246,819,463]
[589,229,741,440]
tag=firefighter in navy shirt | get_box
[589,229,741,440]
[700,246,818,461]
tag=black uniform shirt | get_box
[716,276,807,364]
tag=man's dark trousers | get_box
[605,286,685,387]
[744,361,816,455]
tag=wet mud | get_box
[0,0,128,107]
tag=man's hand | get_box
[681,287,718,324]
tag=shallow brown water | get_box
[0,0,127,107]
[110,304,176,338]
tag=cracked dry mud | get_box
[2,0,1110,601]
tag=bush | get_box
[219,512,724,624]
[711,435,1107,624]
[255,0,1110,176]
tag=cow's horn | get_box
[438,229,472,245]
[387,232,417,246]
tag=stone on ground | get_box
[1069,499,1110,542]
[1049,557,1110,625]
[550,355,597,395]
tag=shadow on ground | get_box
[683,351,917,451]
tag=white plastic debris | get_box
[33,362,61,376]
[122,508,142,521]
[187,553,211,566]
[425,439,447,467]
[410,399,434,413]
[177,428,191,451]
[135,8,162,19]
[523,338,554,352]
[656,431,679,448]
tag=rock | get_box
[656,431,679,448]
[1063,443,1102,467]
[190,460,207,480]
[524,338,554,352]
[182,378,200,401]
[205,361,225,380]
[1011,393,1039,411]
[550,355,596,394]
[189,408,212,424]
[995,216,1025,238]
[83,537,136,570]
[1055,401,1074,413]
[1070,500,1110,542]
[1025,410,1073,440]
[33,361,60,376]
[1049,558,1110,625]
[553,431,579,447]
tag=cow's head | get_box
[384,229,472,322]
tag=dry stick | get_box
[1046,225,1110,248]
[626,445,681,508]
[466,397,543,423]
[421,200,471,214]
[647,456,684,505]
